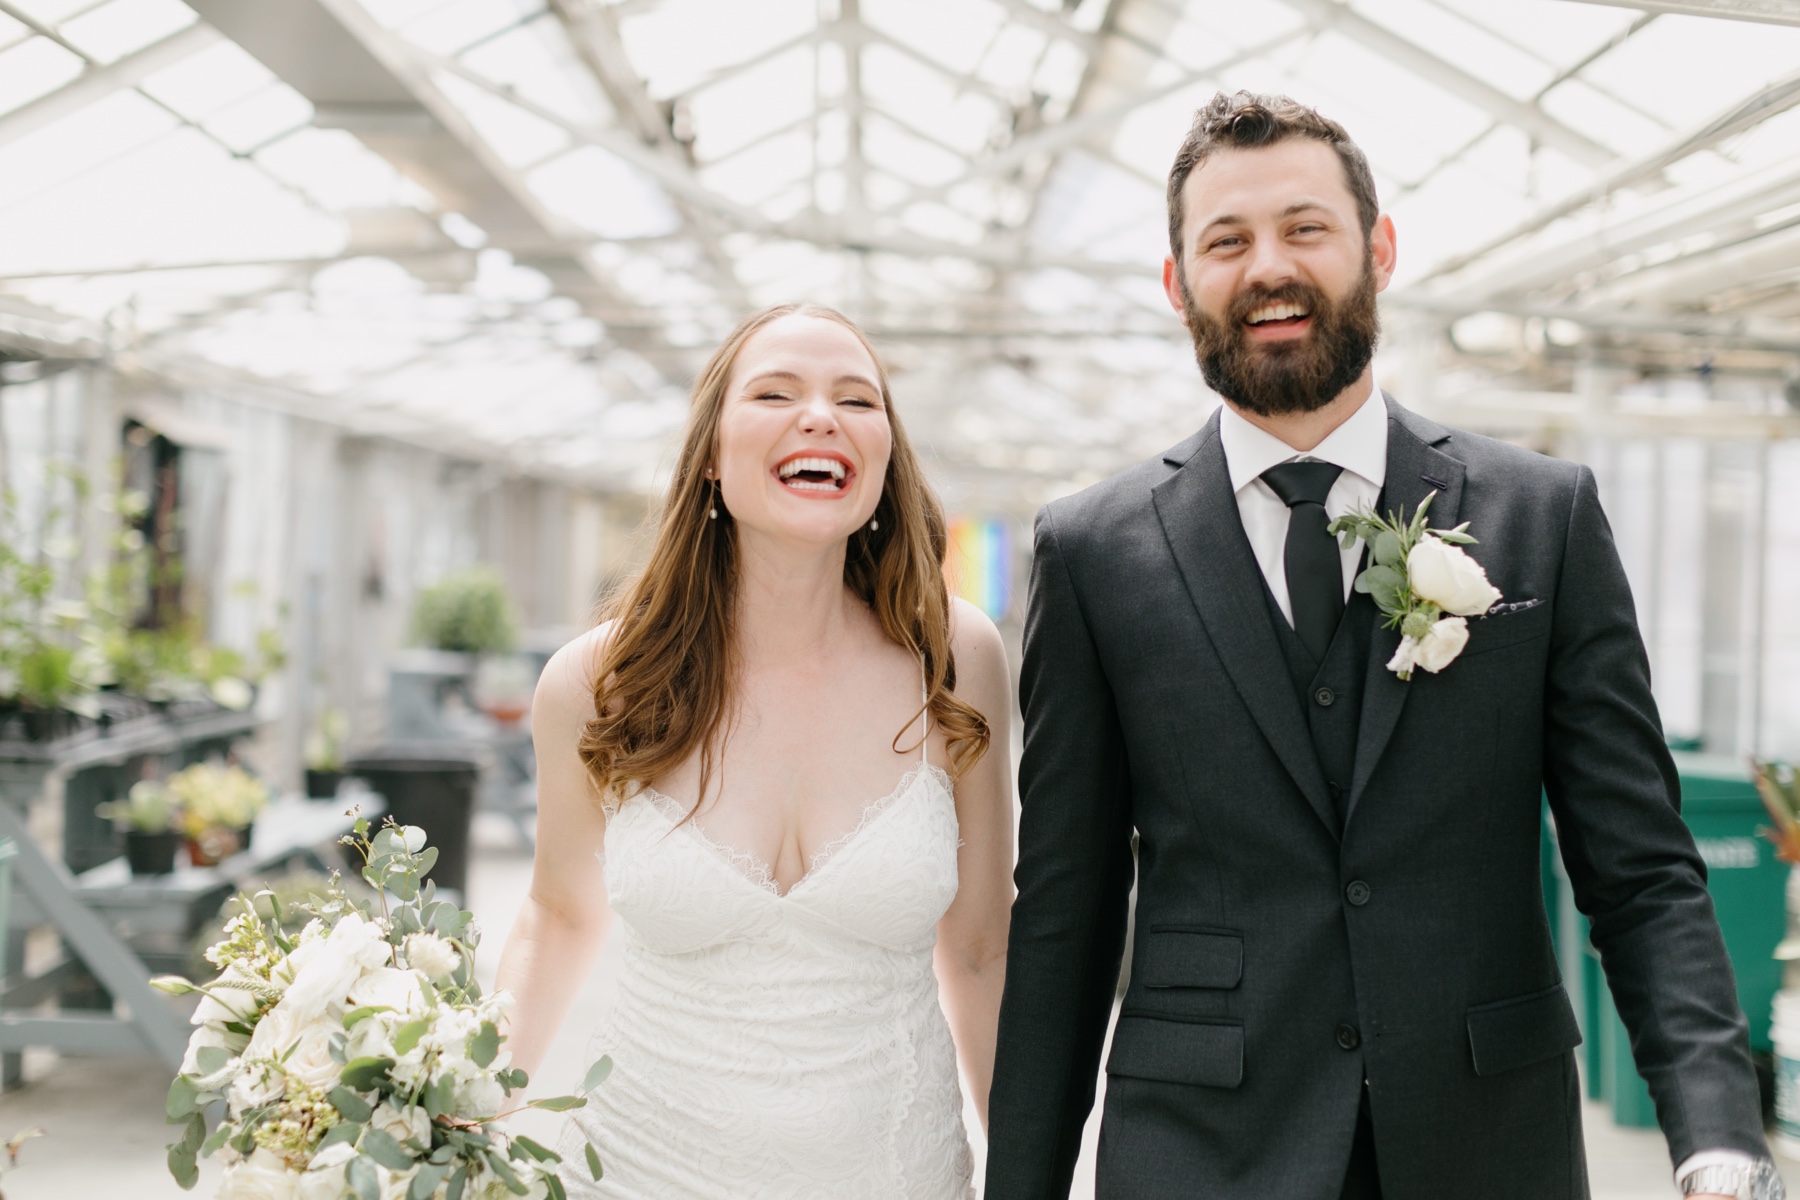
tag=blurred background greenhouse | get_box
[2,0,1800,1194]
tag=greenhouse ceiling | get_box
[2,0,1799,495]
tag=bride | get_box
[493,303,1015,1198]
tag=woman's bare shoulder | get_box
[534,621,616,729]
[947,597,1008,701]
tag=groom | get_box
[984,92,1779,1200]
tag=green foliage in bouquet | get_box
[410,568,517,655]
[154,815,608,1199]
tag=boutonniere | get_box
[1327,492,1503,681]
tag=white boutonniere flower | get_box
[1327,491,1502,681]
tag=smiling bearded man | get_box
[983,92,1779,1200]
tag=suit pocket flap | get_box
[1107,1014,1244,1088]
[1139,928,1243,989]
[1463,602,1552,657]
[1466,984,1582,1076]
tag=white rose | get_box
[370,1099,433,1149]
[280,914,393,1021]
[402,932,459,981]
[180,1021,242,1084]
[297,1143,355,1200]
[1386,616,1470,678]
[1406,536,1501,617]
[218,1147,299,1200]
[281,1017,344,1093]
[455,1074,506,1120]
[347,967,428,1015]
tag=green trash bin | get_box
[1543,752,1786,1128]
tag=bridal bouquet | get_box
[155,814,609,1200]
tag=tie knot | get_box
[1261,460,1343,508]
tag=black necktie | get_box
[1261,460,1346,662]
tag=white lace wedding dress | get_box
[555,727,975,1199]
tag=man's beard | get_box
[1181,260,1380,418]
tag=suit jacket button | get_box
[1314,686,1336,707]
[1336,1024,1361,1051]
[1345,880,1371,906]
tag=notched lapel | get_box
[1151,419,1338,837]
[1346,399,1467,825]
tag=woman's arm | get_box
[934,598,1016,1131]
[492,628,614,1081]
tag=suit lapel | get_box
[1151,415,1338,838]
[1345,397,1467,825]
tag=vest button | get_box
[1336,1024,1361,1051]
[1313,686,1336,707]
[1345,880,1371,906]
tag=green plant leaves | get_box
[585,1142,604,1181]
[329,1086,373,1123]
[165,1112,205,1190]
[525,1095,587,1112]
[469,1021,499,1068]
[360,1126,415,1171]
[340,1056,396,1092]
[580,1056,613,1094]
[347,1154,381,1200]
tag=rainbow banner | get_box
[946,516,1012,620]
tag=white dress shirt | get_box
[1217,379,1744,1192]
[1217,377,1387,627]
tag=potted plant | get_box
[98,780,183,875]
[410,566,518,655]
[169,761,270,867]
[303,706,348,798]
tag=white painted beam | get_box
[0,22,219,147]
[1557,0,1800,25]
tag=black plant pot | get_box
[305,769,344,799]
[346,747,481,895]
[124,829,180,876]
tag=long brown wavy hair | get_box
[578,303,990,812]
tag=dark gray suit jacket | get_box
[984,398,1766,1199]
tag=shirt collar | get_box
[1217,375,1389,495]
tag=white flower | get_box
[180,1022,244,1088]
[192,963,266,1026]
[297,1143,355,1200]
[280,1016,343,1093]
[1387,616,1470,678]
[278,913,392,1021]
[455,1074,506,1120]
[370,1100,433,1149]
[347,966,429,1014]
[217,1148,299,1200]
[1406,536,1501,617]
[211,676,255,711]
[402,932,459,981]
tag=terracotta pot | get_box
[185,825,247,867]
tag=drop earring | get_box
[869,517,879,531]
[708,476,719,519]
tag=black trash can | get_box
[345,745,485,896]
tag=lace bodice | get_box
[557,758,974,1199]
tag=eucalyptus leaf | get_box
[347,1154,381,1200]
[394,1018,430,1056]
[194,1046,231,1075]
[417,846,439,877]
[1373,530,1403,567]
[166,1137,199,1190]
[410,1161,449,1199]
[340,1056,396,1092]
[360,1126,414,1171]
[423,1073,455,1120]
[446,1164,469,1200]
[585,1143,603,1181]
[319,1121,362,1151]
[526,1096,587,1112]
[329,1086,373,1123]
[580,1056,613,1094]
[201,1122,233,1156]
[166,1074,201,1121]
[512,1135,558,1163]
[344,1006,389,1029]
[469,1021,499,1068]
[546,1176,568,1200]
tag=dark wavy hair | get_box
[1167,91,1379,265]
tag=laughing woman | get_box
[492,304,1014,1199]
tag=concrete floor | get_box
[3,814,1795,1199]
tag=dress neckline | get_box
[639,762,953,899]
